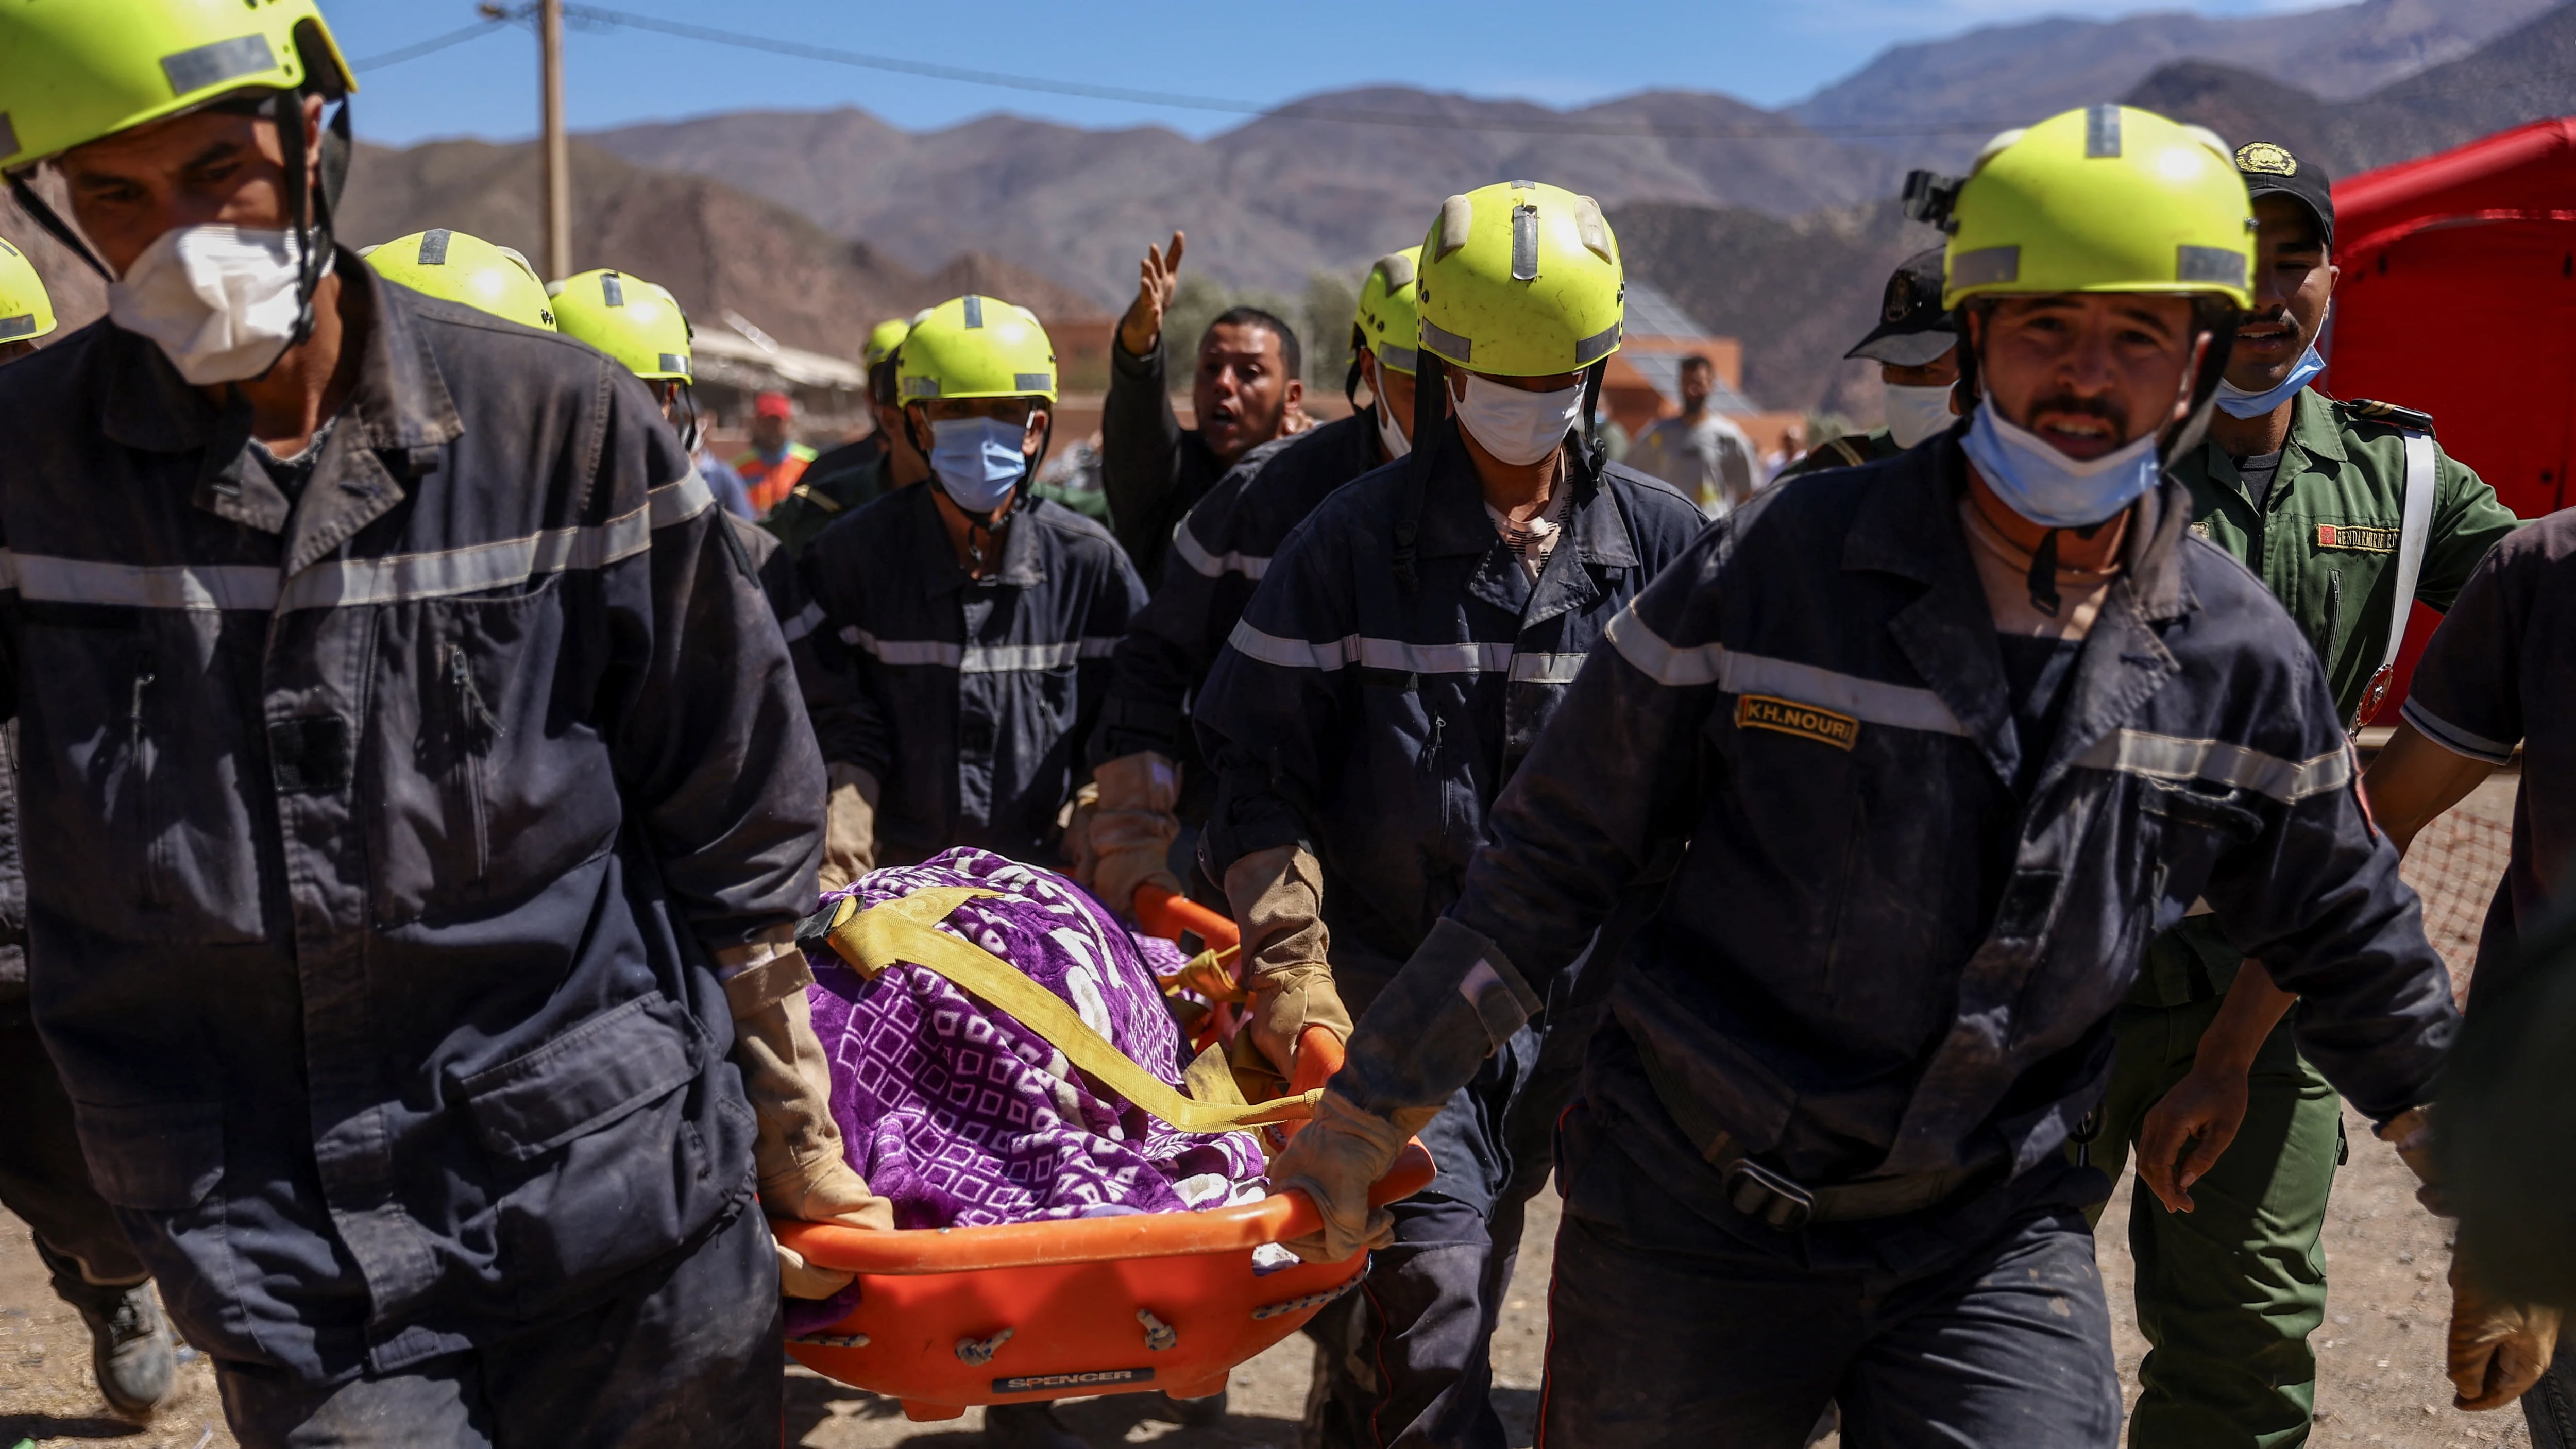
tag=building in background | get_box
[1604,280,1806,459]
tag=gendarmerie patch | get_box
[1736,694,1859,751]
[2316,523,2400,553]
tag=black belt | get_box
[1634,1032,2001,1232]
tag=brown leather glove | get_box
[818,763,879,893]
[1223,844,1352,1081]
[1266,1090,1436,1263]
[717,929,895,1299]
[1082,751,1183,915]
[2448,1254,2563,1410]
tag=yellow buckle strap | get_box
[810,888,1320,1135]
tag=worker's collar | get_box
[1844,435,2193,624]
[1412,428,1638,570]
[916,482,1044,594]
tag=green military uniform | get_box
[2093,386,2518,1448]
[762,445,894,559]
[1774,427,1902,482]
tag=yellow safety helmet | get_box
[1415,181,1623,378]
[897,295,1056,405]
[1353,246,1421,377]
[1943,105,2255,312]
[863,317,911,371]
[0,0,356,171]
[550,268,690,380]
[366,230,556,332]
[0,237,57,345]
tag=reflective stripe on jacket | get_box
[0,261,825,1380]
[1438,439,2456,1191]
[793,485,1145,865]
[1194,430,1704,978]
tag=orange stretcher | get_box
[780,882,1430,1421]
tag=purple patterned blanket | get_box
[786,849,1266,1326]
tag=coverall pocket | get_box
[72,1100,224,1212]
[459,995,706,1161]
[366,589,621,927]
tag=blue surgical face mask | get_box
[2212,343,2326,419]
[1958,397,2163,530]
[929,415,1029,514]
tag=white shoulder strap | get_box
[2354,431,2437,731]
[2382,432,2437,676]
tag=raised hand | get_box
[1118,231,1187,359]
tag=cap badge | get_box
[2236,142,2298,177]
[1884,271,1915,324]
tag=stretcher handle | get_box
[777,1140,1434,1276]
[1132,884,1239,952]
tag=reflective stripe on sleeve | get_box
[0,553,279,611]
[1603,606,1970,737]
[2074,729,2351,804]
[2397,697,2517,766]
[1170,521,1268,581]
[778,600,825,643]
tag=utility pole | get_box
[539,0,571,280]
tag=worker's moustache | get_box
[107,225,325,385]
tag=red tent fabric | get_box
[2320,118,2576,718]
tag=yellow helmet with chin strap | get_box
[1415,180,1623,379]
[0,0,356,172]
[550,268,690,380]
[897,295,1056,405]
[1942,105,2255,312]
[366,230,557,332]
[1353,246,1421,377]
[0,237,57,345]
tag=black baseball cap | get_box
[2234,141,2334,252]
[1845,247,1957,368]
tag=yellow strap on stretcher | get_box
[809,888,1322,1136]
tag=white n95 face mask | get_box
[108,225,321,385]
[1450,372,1582,466]
[1882,382,1958,450]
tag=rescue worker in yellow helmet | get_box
[1079,246,1427,923]
[364,228,554,330]
[0,232,180,1422]
[768,315,925,558]
[1266,109,2467,1443]
[0,2,865,1440]
[1193,186,1705,1446]
[550,265,758,520]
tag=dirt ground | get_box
[0,781,2533,1447]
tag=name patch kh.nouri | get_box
[1736,694,1859,751]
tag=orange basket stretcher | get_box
[779,883,1431,1421]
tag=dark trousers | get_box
[1307,964,1606,1449]
[0,1010,151,1303]
[217,1200,784,1448]
[1537,1099,2124,1448]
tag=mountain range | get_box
[9,0,2572,419]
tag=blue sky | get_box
[325,0,2334,147]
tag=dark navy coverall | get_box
[0,261,825,1439]
[1411,441,2459,1446]
[789,483,1146,867]
[1102,335,1235,590]
[1195,427,1704,1448]
[1091,408,1380,835]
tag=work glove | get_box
[1223,844,1352,1081]
[2376,1105,2450,1215]
[716,928,896,1300]
[1080,752,1183,916]
[818,763,880,894]
[1266,916,1543,1263]
[1268,1090,1435,1262]
[2447,1254,2563,1411]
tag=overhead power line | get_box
[351,5,2576,143]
